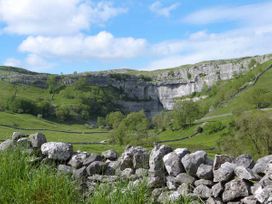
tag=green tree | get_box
[111,111,149,145]
[47,75,61,100]
[172,101,201,129]
[106,111,125,129]
[218,111,272,157]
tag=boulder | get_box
[41,142,73,161]
[101,150,118,161]
[175,173,195,185]
[213,155,233,171]
[181,150,207,176]
[197,164,213,180]
[222,179,250,202]
[234,154,255,169]
[29,132,47,148]
[149,144,172,176]
[193,184,211,199]
[166,176,177,190]
[83,153,103,166]
[68,152,89,169]
[148,176,166,188]
[121,168,134,179]
[86,161,106,175]
[234,166,255,180]
[252,155,272,176]
[0,139,14,151]
[212,182,224,198]
[206,197,223,204]
[194,179,213,187]
[17,138,31,148]
[253,185,272,203]
[133,148,149,169]
[57,164,73,174]
[174,148,190,158]
[73,166,87,179]
[213,162,235,182]
[11,132,27,141]
[135,168,149,178]
[163,152,184,176]
[241,196,258,204]
[177,183,193,196]
[104,161,120,175]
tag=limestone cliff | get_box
[1,54,272,115]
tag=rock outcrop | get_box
[2,54,272,115]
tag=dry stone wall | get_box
[1,132,272,203]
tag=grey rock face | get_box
[68,152,89,169]
[252,155,272,176]
[11,132,27,141]
[149,144,172,176]
[222,179,250,202]
[0,139,14,151]
[181,150,207,176]
[234,154,255,169]
[175,173,195,185]
[197,164,213,180]
[213,162,235,182]
[41,142,73,161]
[166,176,177,190]
[163,152,184,176]
[102,150,118,161]
[86,161,106,175]
[58,164,73,174]
[83,153,103,166]
[212,182,224,198]
[193,184,211,199]
[234,166,255,180]
[29,132,47,148]
[213,155,233,171]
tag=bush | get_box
[6,97,38,114]
[204,121,225,134]
[152,111,172,131]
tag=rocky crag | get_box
[1,132,272,203]
[1,54,272,115]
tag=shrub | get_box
[204,121,225,134]
[6,97,38,114]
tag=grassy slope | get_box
[1,58,272,155]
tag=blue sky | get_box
[0,0,272,74]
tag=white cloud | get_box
[4,58,22,67]
[19,31,147,60]
[0,0,126,35]
[147,25,272,69]
[149,1,179,17]
[183,1,272,26]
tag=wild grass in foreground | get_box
[0,149,82,204]
[0,148,199,204]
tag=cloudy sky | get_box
[0,0,272,73]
